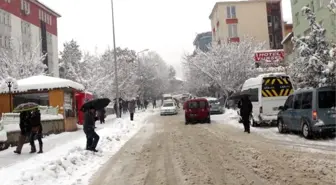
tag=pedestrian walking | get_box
[238,95,253,133]
[29,108,43,153]
[84,106,100,152]
[98,108,106,124]
[144,99,148,109]
[152,98,156,108]
[14,111,32,154]
[128,99,136,121]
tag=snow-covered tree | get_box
[59,39,83,82]
[0,43,47,80]
[183,37,265,97]
[290,6,336,88]
[328,0,336,13]
[138,51,171,98]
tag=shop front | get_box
[0,75,84,132]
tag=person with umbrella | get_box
[29,108,43,153]
[14,111,32,154]
[238,94,253,133]
[84,106,99,152]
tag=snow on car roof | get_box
[0,75,84,93]
[204,97,218,101]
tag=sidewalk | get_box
[0,115,116,169]
[0,109,154,185]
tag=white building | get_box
[0,0,61,77]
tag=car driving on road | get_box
[160,100,178,116]
[205,97,224,114]
[183,98,211,124]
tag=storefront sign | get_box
[254,50,285,63]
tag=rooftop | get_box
[31,0,61,17]
[209,0,277,19]
[0,75,84,93]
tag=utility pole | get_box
[110,0,120,118]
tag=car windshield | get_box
[318,90,336,108]
[208,100,219,104]
[163,103,174,107]
[188,101,207,109]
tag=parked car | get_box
[277,86,336,139]
[160,100,178,116]
[205,97,223,114]
[183,98,211,124]
[241,73,295,126]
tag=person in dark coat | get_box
[14,111,32,154]
[152,98,156,108]
[29,108,43,153]
[128,99,136,121]
[98,108,106,124]
[84,106,99,152]
[238,95,253,133]
[144,99,148,109]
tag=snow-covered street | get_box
[212,109,336,154]
[0,110,155,185]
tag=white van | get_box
[162,94,173,101]
[241,73,294,126]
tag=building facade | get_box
[193,31,212,52]
[0,0,61,77]
[291,0,336,42]
[209,0,284,49]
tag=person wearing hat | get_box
[84,106,99,152]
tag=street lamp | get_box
[110,0,121,118]
[1,77,18,112]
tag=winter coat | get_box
[84,111,97,131]
[128,100,136,113]
[19,111,31,135]
[238,96,253,118]
[30,110,42,134]
[98,109,106,119]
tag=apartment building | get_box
[209,0,284,49]
[0,0,61,77]
[291,0,336,42]
[193,31,212,52]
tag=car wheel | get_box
[277,119,286,133]
[302,122,312,139]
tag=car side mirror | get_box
[278,106,285,111]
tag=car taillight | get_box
[259,107,263,114]
[312,110,318,120]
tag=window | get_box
[226,6,236,19]
[228,24,238,38]
[295,12,300,25]
[0,35,3,47]
[21,0,30,14]
[284,95,294,109]
[13,93,49,107]
[301,92,313,109]
[293,93,302,109]
[318,90,336,108]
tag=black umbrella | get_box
[81,98,111,112]
[13,102,39,113]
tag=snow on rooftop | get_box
[0,75,84,93]
[281,32,293,44]
[175,77,184,81]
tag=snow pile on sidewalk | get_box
[0,111,153,185]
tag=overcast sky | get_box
[40,0,292,78]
